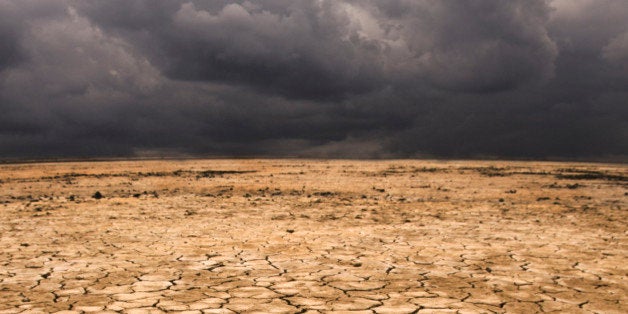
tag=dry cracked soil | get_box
[0,159,626,313]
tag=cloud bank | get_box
[0,0,626,160]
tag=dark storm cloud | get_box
[0,0,626,160]
[74,0,558,97]
[367,0,558,93]
[0,27,19,71]
[75,0,388,99]
[0,2,24,71]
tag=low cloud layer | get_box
[0,0,626,160]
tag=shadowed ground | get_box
[0,159,626,313]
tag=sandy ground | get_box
[0,159,626,313]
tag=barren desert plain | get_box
[0,159,626,314]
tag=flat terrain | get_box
[0,159,626,314]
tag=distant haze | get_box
[0,0,626,160]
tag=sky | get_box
[0,0,626,160]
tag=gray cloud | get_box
[604,31,628,74]
[373,0,558,92]
[0,0,626,160]
[0,28,19,71]
[74,0,559,97]
[0,2,24,71]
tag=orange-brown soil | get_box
[0,159,626,313]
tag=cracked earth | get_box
[0,159,626,313]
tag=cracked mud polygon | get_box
[0,159,626,313]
